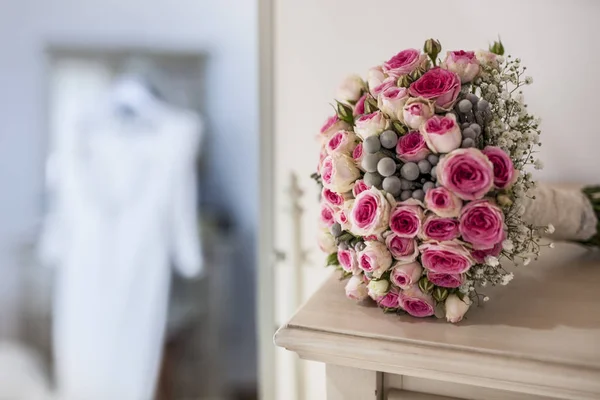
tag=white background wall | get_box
[0,0,258,385]
[272,1,600,399]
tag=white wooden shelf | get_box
[274,243,600,400]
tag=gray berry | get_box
[457,99,473,113]
[470,123,482,135]
[382,176,402,196]
[427,154,439,166]
[400,162,420,181]
[377,157,397,177]
[355,242,366,251]
[330,223,342,237]
[380,130,398,149]
[462,127,477,139]
[363,136,381,154]
[423,181,435,193]
[338,241,349,250]
[431,166,437,179]
[362,153,381,173]
[418,159,432,174]
[364,171,383,188]
[467,93,479,104]
[412,189,425,201]
[461,138,475,148]
[400,179,412,190]
[400,190,412,201]
[477,99,489,110]
[461,122,471,129]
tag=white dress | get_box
[41,84,203,400]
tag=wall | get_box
[272,0,600,399]
[0,0,258,385]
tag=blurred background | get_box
[1,0,599,399]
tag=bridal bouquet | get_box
[314,39,553,322]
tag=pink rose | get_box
[400,286,435,318]
[354,111,389,140]
[424,186,463,218]
[345,275,369,301]
[319,202,336,227]
[426,271,464,288]
[459,200,505,250]
[367,66,386,96]
[377,86,409,120]
[401,97,434,130]
[322,187,346,208]
[471,241,503,264]
[353,94,367,116]
[352,142,364,169]
[396,131,430,163]
[320,115,350,142]
[377,286,401,309]
[437,148,494,201]
[317,146,328,172]
[420,113,462,154]
[335,200,354,231]
[390,261,423,289]
[419,241,473,274]
[389,202,424,238]
[482,146,518,189]
[321,153,361,193]
[409,68,461,111]
[370,77,397,98]
[326,130,358,155]
[358,240,393,278]
[382,49,427,78]
[350,188,392,236]
[385,233,419,262]
[442,51,480,83]
[421,215,460,242]
[338,248,360,275]
[336,74,365,103]
[352,179,368,197]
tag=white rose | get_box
[337,74,365,103]
[420,113,462,154]
[377,87,409,121]
[390,261,423,290]
[367,66,386,96]
[320,153,361,193]
[401,97,434,130]
[354,111,390,140]
[367,278,389,298]
[358,241,393,279]
[317,228,337,254]
[445,294,472,323]
[345,275,369,301]
[475,50,500,70]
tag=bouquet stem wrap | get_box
[522,184,598,242]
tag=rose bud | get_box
[424,186,463,218]
[336,74,365,103]
[353,94,367,116]
[401,97,434,130]
[400,286,435,318]
[320,153,361,193]
[354,111,390,140]
[377,86,409,120]
[358,240,393,279]
[409,67,461,111]
[441,50,481,83]
[319,115,351,143]
[459,199,505,250]
[317,228,337,254]
[349,188,392,236]
[436,148,495,200]
[382,49,427,78]
[482,146,518,189]
[423,38,442,61]
[345,275,369,301]
[420,113,462,154]
[445,294,472,323]
[367,66,386,96]
[367,278,390,299]
[390,261,423,290]
[396,131,431,163]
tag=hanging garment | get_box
[41,79,203,400]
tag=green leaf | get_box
[326,252,339,266]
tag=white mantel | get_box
[275,243,600,400]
